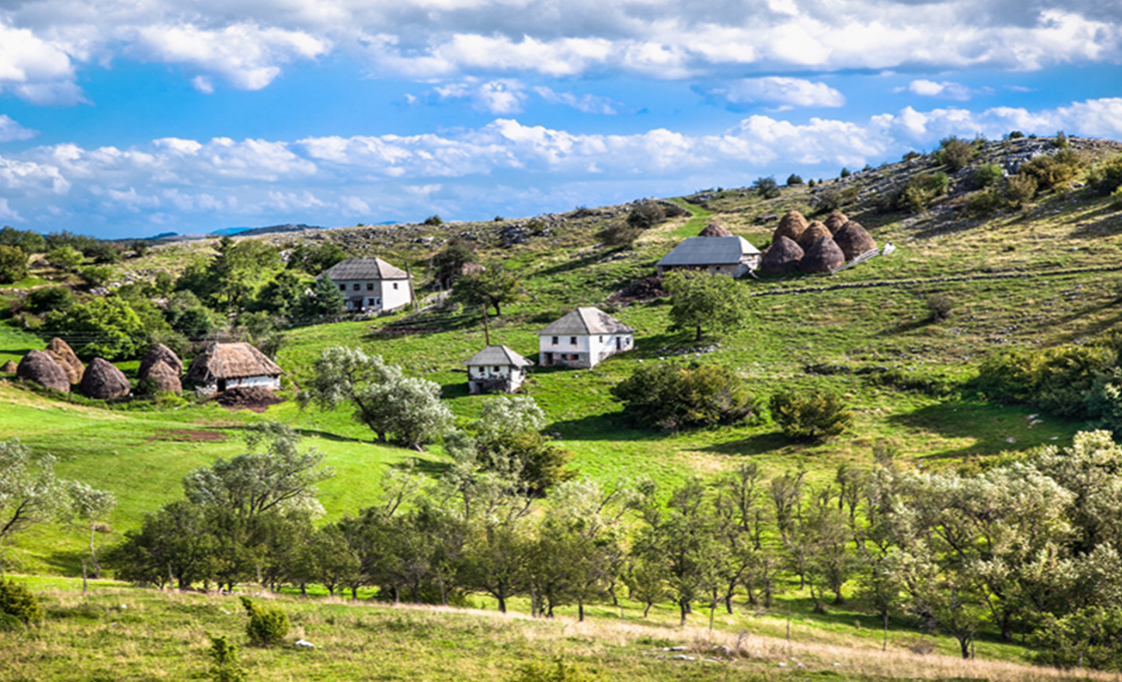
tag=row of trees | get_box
[103,424,1122,669]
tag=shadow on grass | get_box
[1068,205,1122,238]
[547,411,663,443]
[699,430,791,457]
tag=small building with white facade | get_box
[318,257,413,313]
[463,345,533,394]
[537,307,635,369]
[656,236,761,277]
[184,342,283,396]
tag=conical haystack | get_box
[797,221,832,250]
[1,360,16,374]
[773,210,808,244]
[800,237,846,273]
[759,236,805,275]
[834,221,878,260]
[16,350,70,392]
[824,211,848,234]
[144,360,182,394]
[138,344,182,379]
[81,358,131,400]
[45,337,84,384]
[698,222,732,237]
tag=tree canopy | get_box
[663,271,751,342]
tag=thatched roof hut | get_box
[801,237,846,273]
[185,342,283,395]
[797,221,832,251]
[81,358,130,400]
[45,337,84,384]
[824,211,848,234]
[759,236,805,275]
[0,360,16,374]
[17,350,70,392]
[773,210,808,243]
[698,222,732,237]
[834,221,878,260]
[144,360,182,394]
[139,344,182,379]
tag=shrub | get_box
[511,657,597,682]
[769,389,852,441]
[423,215,443,226]
[925,293,954,321]
[611,362,758,432]
[972,163,1003,189]
[933,136,977,172]
[1007,130,1025,139]
[1031,607,1122,671]
[207,635,249,682]
[0,579,42,625]
[966,187,1005,216]
[597,221,644,248]
[786,174,804,186]
[895,172,949,213]
[1053,131,1069,149]
[79,265,114,288]
[83,241,121,264]
[1020,150,1083,192]
[1112,187,1122,210]
[24,287,74,314]
[0,226,45,253]
[1003,174,1038,208]
[1088,156,1122,196]
[626,202,666,229]
[241,596,290,646]
[0,245,28,284]
[47,246,84,270]
[752,176,780,199]
[839,168,850,178]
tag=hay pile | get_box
[45,337,84,384]
[144,361,182,394]
[614,276,669,302]
[81,358,130,400]
[797,221,832,250]
[824,211,848,234]
[215,387,286,412]
[759,236,805,274]
[801,238,846,273]
[773,210,808,243]
[834,221,878,260]
[698,223,732,237]
[0,360,16,374]
[139,344,182,378]
[17,350,70,392]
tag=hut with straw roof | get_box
[697,223,732,237]
[45,337,84,384]
[1,360,16,374]
[797,221,832,251]
[759,236,805,275]
[143,361,182,394]
[16,350,70,392]
[81,358,131,400]
[463,345,533,394]
[834,221,878,260]
[773,210,809,243]
[801,238,846,273]
[139,344,183,379]
[824,211,848,234]
[184,342,283,396]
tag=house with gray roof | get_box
[463,345,533,394]
[656,236,761,277]
[537,307,634,368]
[318,257,412,313]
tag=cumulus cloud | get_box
[714,77,846,109]
[533,87,620,114]
[0,116,38,143]
[896,79,987,101]
[434,78,528,113]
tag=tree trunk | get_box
[89,525,101,580]
[578,599,585,622]
[958,635,970,660]
[678,599,689,626]
[643,602,652,618]
[497,594,507,613]
[695,326,703,342]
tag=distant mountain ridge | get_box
[210,223,325,237]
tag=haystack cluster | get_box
[11,340,184,398]
[759,210,877,275]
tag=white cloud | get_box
[897,79,980,101]
[0,198,21,221]
[433,78,528,114]
[533,87,620,114]
[0,116,38,143]
[715,77,846,109]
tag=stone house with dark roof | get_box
[317,257,413,312]
[537,307,634,369]
[656,236,761,277]
[463,345,533,394]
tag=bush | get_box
[83,240,121,264]
[895,172,949,213]
[752,176,780,199]
[839,168,850,178]
[0,245,28,284]
[79,265,114,288]
[626,203,666,230]
[972,163,1003,189]
[786,174,804,186]
[47,246,83,270]
[1032,607,1122,671]
[1020,150,1083,192]
[966,187,1005,216]
[1007,130,1025,139]
[0,226,45,253]
[423,215,443,226]
[611,362,758,432]
[769,389,852,441]
[925,293,954,321]
[24,287,74,314]
[241,596,290,646]
[597,221,644,248]
[1088,156,1122,196]
[933,136,977,172]
[207,635,248,682]
[0,579,42,625]
[1003,173,1038,208]
[511,657,597,682]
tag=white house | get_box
[318,257,413,312]
[537,307,635,369]
[656,236,761,277]
[183,342,283,396]
[463,345,533,394]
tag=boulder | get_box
[81,358,131,400]
[45,337,84,384]
[16,350,70,392]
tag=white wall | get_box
[332,278,412,311]
[539,333,633,368]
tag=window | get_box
[367,283,374,290]
[551,336,558,345]
[393,283,399,290]
[339,284,346,291]
[599,336,603,343]
[493,366,500,373]
[570,337,577,345]
[353,283,361,291]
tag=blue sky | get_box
[0,1,1119,238]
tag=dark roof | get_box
[462,345,533,368]
[537,307,635,336]
[318,257,409,281]
[657,236,760,268]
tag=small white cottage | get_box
[463,345,533,394]
[656,236,761,277]
[537,307,634,369]
[184,342,283,396]
[317,257,413,312]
